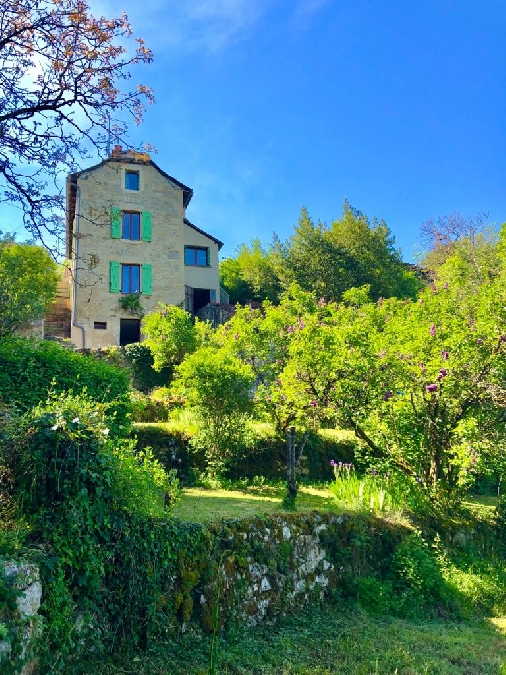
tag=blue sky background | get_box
[3,0,505,262]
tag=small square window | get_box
[94,321,107,330]
[125,170,140,191]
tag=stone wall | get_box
[1,511,409,673]
[0,561,42,675]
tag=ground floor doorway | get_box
[120,318,141,346]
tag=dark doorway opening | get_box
[193,288,211,313]
[120,318,140,346]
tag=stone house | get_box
[63,148,224,348]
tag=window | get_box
[121,264,140,293]
[110,261,152,294]
[94,321,107,330]
[110,208,151,241]
[125,170,139,190]
[122,212,140,240]
[185,246,209,266]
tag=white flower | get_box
[51,424,58,431]
[101,428,109,436]
[72,417,80,424]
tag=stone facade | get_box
[66,150,223,348]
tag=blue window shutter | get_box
[142,211,152,241]
[110,261,120,293]
[142,264,152,295]
[110,208,122,238]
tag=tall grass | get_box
[329,462,403,514]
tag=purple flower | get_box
[415,476,423,484]
[436,368,448,381]
[234,333,239,340]
[499,335,506,344]
[426,383,438,393]
[275,379,282,387]
[477,338,484,345]
[298,318,305,330]
[286,325,296,334]
[441,351,449,361]
[429,324,436,337]
[420,362,427,374]
[309,400,317,407]
[330,459,337,467]
[382,391,394,401]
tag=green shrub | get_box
[122,342,172,392]
[173,347,254,476]
[390,533,453,614]
[0,337,130,423]
[5,391,171,518]
[132,422,205,482]
[130,391,169,423]
[227,426,359,481]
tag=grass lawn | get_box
[81,602,506,674]
[173,484,338,523]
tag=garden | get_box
[2,241,506,674]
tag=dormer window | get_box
[125,170,140,191]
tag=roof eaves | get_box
[70,157,194,207]
[184,218,224,250]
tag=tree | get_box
[278,278,506,507]
[419,212,498,279]
[171,347,254,476]
[279,208,357,302]
[329,202,421,300]
[0,0,153,249]
[219,257,255,305]
[235,238,282,303]
[142,304,198,372]
[0,237,59,336]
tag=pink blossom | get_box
[426,383,438,393]
[441,351,449,360]
[429,324,436,337]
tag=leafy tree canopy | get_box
[0,236,59,336]
[220,202,421,306]
[0,0,153,250]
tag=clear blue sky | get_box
[4,0,505,262]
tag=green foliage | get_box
[122,342,172,392]
[5,391,170,518]
[1,391,192,669]
[172,347,254,476]
[0,239,59,337]
[129,391,170,422]
[142,304,198,371]
[329,464,403,514]
[0,337,130,423]
[390,533,452,614]
[219,257,255,304]
[118,293,144,317]
[220,203,421,306]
